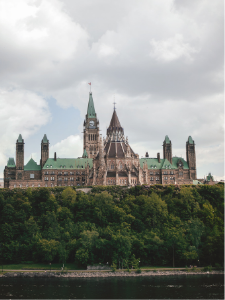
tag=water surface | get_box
[0,274,224,299]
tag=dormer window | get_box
[46,166,49,168]
[50,165,52,168]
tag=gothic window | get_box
[111,165,114,169]
[64,172,68,175]
[65,178,68,181]
[43,145,48,150]
[76,177,80,181]
[45,184,48,187]
[82,177,85,181]
[14,184,16,188]
[18,145,23,151]
[170,171,174,175]
[150,177,154,181]
[150,172,153,175]
[30,174,34,179]
[165,177,168,180]
[26,184,28,187]
[17,173,22,179]
[120,163,123,169]
[32,184,34,187]
[179,172,183,176]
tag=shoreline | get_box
[1,270,224,278]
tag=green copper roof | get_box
[7,157,16,168]
[171,157,189,169]
[82,149,88,158]
[193,180,203,185]
[140,157,189,170]
[164,135,170,144]
[24,158,41,171]
[206,173,214,181]
[17,134,23,143]
[43,158,93,170]
[188,136,194,144]
[42,134,48,143]
[87,93,96,118]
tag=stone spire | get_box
[107,110,124,142]
[87,92,96,118]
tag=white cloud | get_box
[49,135,83,158]
[150,34,198,62]
[0,88,50,169]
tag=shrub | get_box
[136,269,142,274]
[203,266,212,272]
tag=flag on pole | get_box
[88,82,91,85]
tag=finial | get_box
[113,94,116,110]
[88,82,91,92]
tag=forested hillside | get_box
[0,184,223,268]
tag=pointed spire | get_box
[42,134,48,143]
[109,110,122,128]
[187,136,194,144]
[164,135,170,144]
[87,92,96,118]
[82,148,88,158]
[17,134,23,143]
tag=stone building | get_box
[4,92,197,188]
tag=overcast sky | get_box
[0,0,224,180]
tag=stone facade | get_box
[4,91,197,189]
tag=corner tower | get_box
[163,135,172,164]
[41,134,49,167]
[186,136,196,179]
[83,92,100,159]
[16,134,24,170]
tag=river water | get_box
[0,274,224,299]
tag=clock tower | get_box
[83,92,100,158]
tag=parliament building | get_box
[4,92,197,188]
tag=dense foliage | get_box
[0,184,224,268]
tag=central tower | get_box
[83,92,100,158]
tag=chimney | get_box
[54,152,57,161]
[157,152,160,163]
[145,152,149,158]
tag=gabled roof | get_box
[42,134,48,143]
[188,136,194,144]
[17,134,23,143]
[7,158,16,168]
[43,158,93,169]
[139,157,189,169]
[171,157,189,169]
[109,110,122,128]
[24,158,41,171]
[87,92,96,118]
[164,135,171,144]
